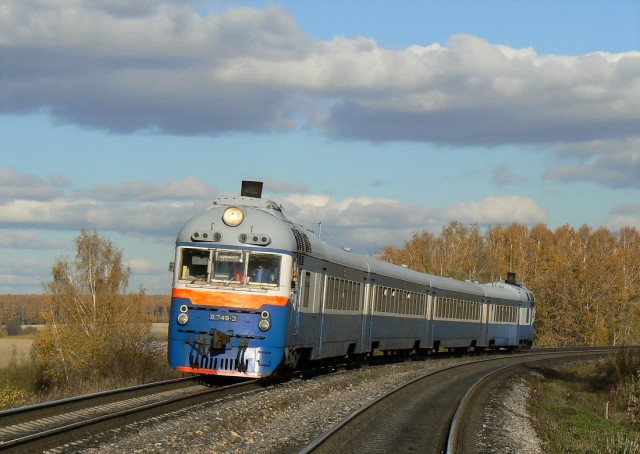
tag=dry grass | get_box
[0,323,169,370]
[150,323,169,341]
[0,338,35,368]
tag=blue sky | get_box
[1,0,639,294]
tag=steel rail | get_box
[0,377,260,452]
[0,376,196,421]
[299,349,611,454]
[444,349,609,454]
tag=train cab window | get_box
[247,253,281,286]
[211,251,245,284]
[179,248,210,282]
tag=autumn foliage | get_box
[33,229,155,386]
[378,222,640,347]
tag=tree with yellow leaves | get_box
[34,229,153,386]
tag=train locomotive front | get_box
[168,189,296,378]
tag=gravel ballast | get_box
[66,358,543,453]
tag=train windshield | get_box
[178,247,281,288]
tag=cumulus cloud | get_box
[262,180,309,194]
[0,230,70,249]
[84,176,217,201]
[0,258,51,277]
[602,215,640,232]
[127,257,165,274]
[0,198,206,235]
[544,139,640,189]
[603,204,640,232]
[0,168,70,201]
[444,195,548,226]
[611,204,640,215]
[492,164,526,188]
[1,2,637,150]
[0,173,214,236]
[280,193,546,253]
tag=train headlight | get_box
[258,319,271,332]
[177,312,189,325]
[222,206,244,226]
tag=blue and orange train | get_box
[168,182,534,378]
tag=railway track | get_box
[299,349,609,454]
[0,376,260,453]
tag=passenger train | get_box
[168,181,535,378]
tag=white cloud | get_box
[602,215,640,232]
[444,195,548,226]
[611,204,640,216]
[1,3,637,149]
[85,176,216,201]
[0,168,70,201]
[545,139,640,189]
[0,230,70,249]
[0,197,207,236]
[0,259,52,293]
[492,164,527,188]
[278,192,547,254]
[127,257,165,274]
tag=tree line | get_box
[0,294,171,328]
[378,222,640,347]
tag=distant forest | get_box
[3,222,639,347]
[379,222,640,347]
[0,294,171,325]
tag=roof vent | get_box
[291,228,312,254]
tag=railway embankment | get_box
[61,357,542,453]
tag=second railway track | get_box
[0,348,615,453]
[300,349,609,454]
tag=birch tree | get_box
[34,229,152,385]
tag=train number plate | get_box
[210,314,238,322]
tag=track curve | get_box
[300,350,609,454]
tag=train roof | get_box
[177,191,530,303]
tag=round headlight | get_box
[180,305,189,313]
[222,206,244,226]
[177,312,189,325]
[258,319,271,332]
[261,310,270,319]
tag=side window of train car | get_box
[179,248,210,282]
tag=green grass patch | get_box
[527,360,640,453]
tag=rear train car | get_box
[167,182,535,378]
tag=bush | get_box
[597,348,640,428]
[599,348,640,388]
[4,319,22,336]
[21,326,38,335]
[0,381,26,410]
[0,345,47,409]
[623,371,640,426]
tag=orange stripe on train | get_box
[172,288,289,308]
[177,365,261,378]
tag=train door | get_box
[359,279,372,355]
[428,291,437,348]
[291,266,303,336]
[517,305,530,346]
[317,267,327,357]
[425,292,434,347]
[483,299,492,346]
